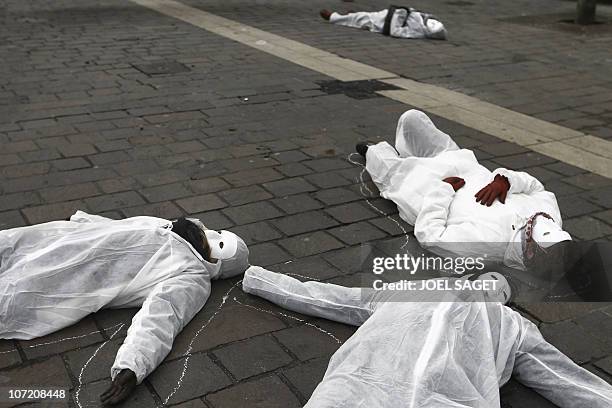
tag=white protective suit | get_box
[366,110,570,270]
[329,8,447,40]
[0,211,249,383]
[243,266,612,408]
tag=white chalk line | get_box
[0,323,124,355]
[75,323,125,408]
[162,276,343,405]
[347,153,411,249]
[233,297,342,344]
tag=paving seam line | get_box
[128,0,612,179]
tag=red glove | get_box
[475,174,510,206]
[443,176,465,192]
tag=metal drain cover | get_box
[132,60,190,75]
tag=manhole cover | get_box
[317,79,400,99]
[132,60,190,75]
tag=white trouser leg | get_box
[513,322,612,408]
[364,141,402,191]
[329,10,387,32]
[243,266,377,326]
[395,109,459,157]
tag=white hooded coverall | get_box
[366,110,568,270]
[243,266,612,408]
[0,211,246,383]
[329,8,447,40]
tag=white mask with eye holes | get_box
[204,230,239,260]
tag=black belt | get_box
[382,5,411,36]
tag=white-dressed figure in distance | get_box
[320,6,447,40]
[0,211,249,405]
[358,109,573,272]
[243,266,612,408]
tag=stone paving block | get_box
[58,143,97,158]
[171,399,208,408]
[0,191,41,212]
[563,216,612,240]
[230,221,283,245]
[223,167,284,187]
[97,177,140,194]
[278,231,344,258]
[213,335,293,380]
[85,191,145,213]
[218,185,272,206]
[52,157,91,171]
[544,162,587,177]
[369,215,413,236]
[273,325,342,361]
[593,210,612,226]
[76,379,156,408]
[516,303,606,323]
[271,194,323,215]
[574,310,612,348]
[271,150,309,163]
[149,353,231,405]
[270,256,342,281]
[563,173,612,190]
[305,171,352,189]
[192,210,235,230]
[39,183,100,204]
[20,148,61,163]
[277,162,313,178]
[112,160,161,176]
[493,152,557,169]
[583,186,612,209]
[499,378,557,408]
[272,211,338,236]
[1,356,71,392]
[248,242,293,266]
[0,210,27,229]
[558,195,604,218]
[2,162,50,178]
[207,375,301,408]
[322,246,365,275]
[140,182,193,203]
[314,187,361,206]
[22,200,86,224]
[0,341,21,370]
[169,304,286,359]
[262,178,317,197]
[0,154,22,166]
[540,320,607,364]
[222,201,283,225]
[328,221,387,245]
[302,158,351,173]
[281,357,328,400]
[543,179,584,197]
[176,194,227,214]
[19,317,104,360]
[595,356,612,377]
[187,177,231,195]
[65,338,123,384]
[479,142,529,157]
[92,308,138,339]
[325,202,377,224]
[122,201,184,219]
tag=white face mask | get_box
[204,230,239,260]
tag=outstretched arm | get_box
[103,272,210,404]
[242,266,376,326]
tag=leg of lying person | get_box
[512,320,612,408]
[394,109,459,158]
[329,10,388,31]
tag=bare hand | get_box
[100,369,137,406]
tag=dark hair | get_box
[172,217,210,261]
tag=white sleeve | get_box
[111,273,210,383]
[414,181,469,247]
[243,266,375,326]
[493,168,544,195]
[69,210,114,223]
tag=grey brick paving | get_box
[1,0,611,406]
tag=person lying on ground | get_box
[320,6,447,40]
[0,211,249,405]
[242,266,612,407]
[357,109,574,273]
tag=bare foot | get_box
[320,9,332,20]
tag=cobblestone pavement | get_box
[1,0,611,407]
